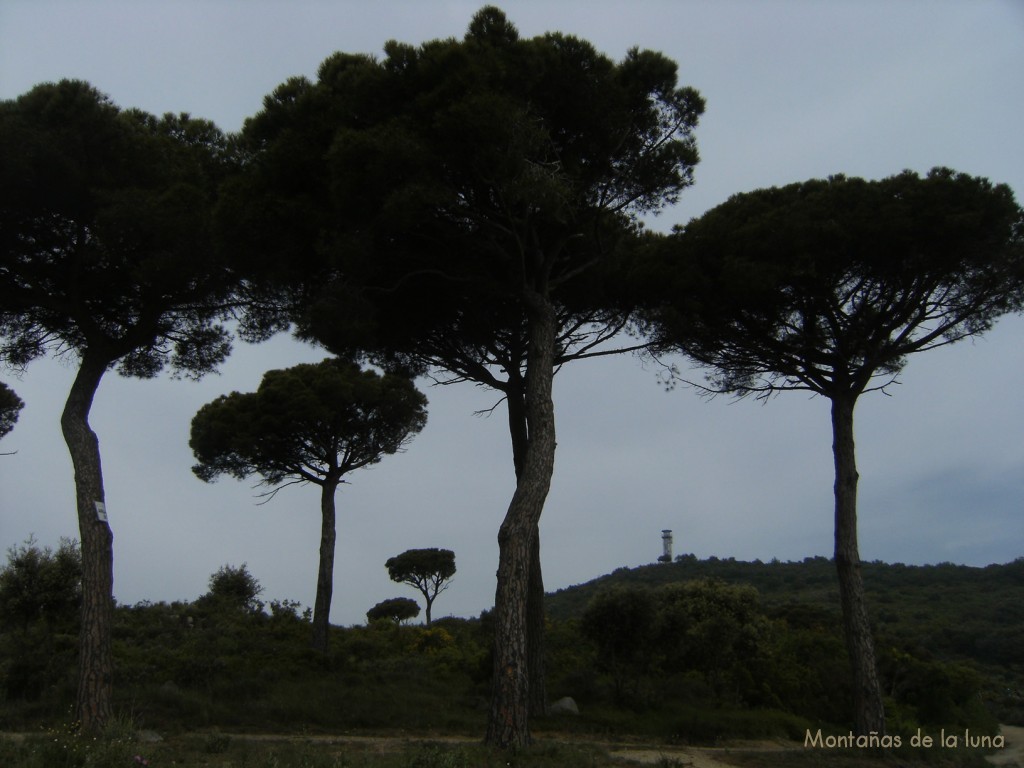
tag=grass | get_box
[0,731,615,768]
[533,703,811,745]
[0,726,1002,768]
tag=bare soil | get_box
[313,724,1024,767]
[5,724,1022,766]
[607,740,786,766]
[985,724,1024,767]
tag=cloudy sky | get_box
[1,1,1022,627]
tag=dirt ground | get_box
[608,724,1024,767]
[235,730,1024,767]
[4,724,1023,766]
[608,741,784,766]
[984,724,1024,767]
[219,732,791,767]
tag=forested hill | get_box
[546,554,1024,670]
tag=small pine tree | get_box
[367,597,420,624]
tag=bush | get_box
[195,563,263,614]
[0,537,82,706]
[0,536,81,632]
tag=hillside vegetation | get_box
[1,544,1019,766]
[548,554,1024,724]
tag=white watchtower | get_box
[659,529,673,563]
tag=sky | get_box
[1,0,1022,627]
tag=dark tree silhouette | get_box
[385,548,456,626]
[223,8,702,745]
[0,382,23,443]
[0,80,237,731]
[367,596,421,625]
[197,563,264,615]
[643,168,1024,734]
[190,358,428,652]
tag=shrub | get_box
[195,563,264,614]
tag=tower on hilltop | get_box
[659,529,673,563]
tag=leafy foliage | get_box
[580,585,657,704]
[580,579,775,710]
[367,597,422,625]
[0,537,81,632]
[196,562,264,615]
[645,169,1024,398]
[0,79,237,378]
[0,538,81,706]
[190,357,428,489]
[228,8,705,359]
[0,382,23,441]
[552,555,1022,726]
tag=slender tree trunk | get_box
[61,352,113,733]
[526,527,546,716]
[311,477,339,653]
[830,394,885,735]
[506,386,547,717]
[506,385,528,480]
[486,294,557,749]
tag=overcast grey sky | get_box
[1,1,1022,627]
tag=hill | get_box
[3,542,1021,744]
[546,554,1024,721]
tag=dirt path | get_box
[609,724,1024,767]
[986,725,1024,767]
[608,744,778,767]
[301,733,795,767]
[222,732,783,767]
[5,725,1021,766]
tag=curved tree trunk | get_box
[506,386,547,718]
[311,477,339,653]
[831,394,886,735]
[486,294,557,749]
[61,352,114,733]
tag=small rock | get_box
[548,696,579,716]
[137,730,163,743]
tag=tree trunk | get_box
[830,394,886,734]
[61,352,113,733]
[486,295,557,749]
[526,526,546,717]
[506,386,547,717]
[311,477,339,653]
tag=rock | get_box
[137,730,163,743]
[548,696,579,716]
